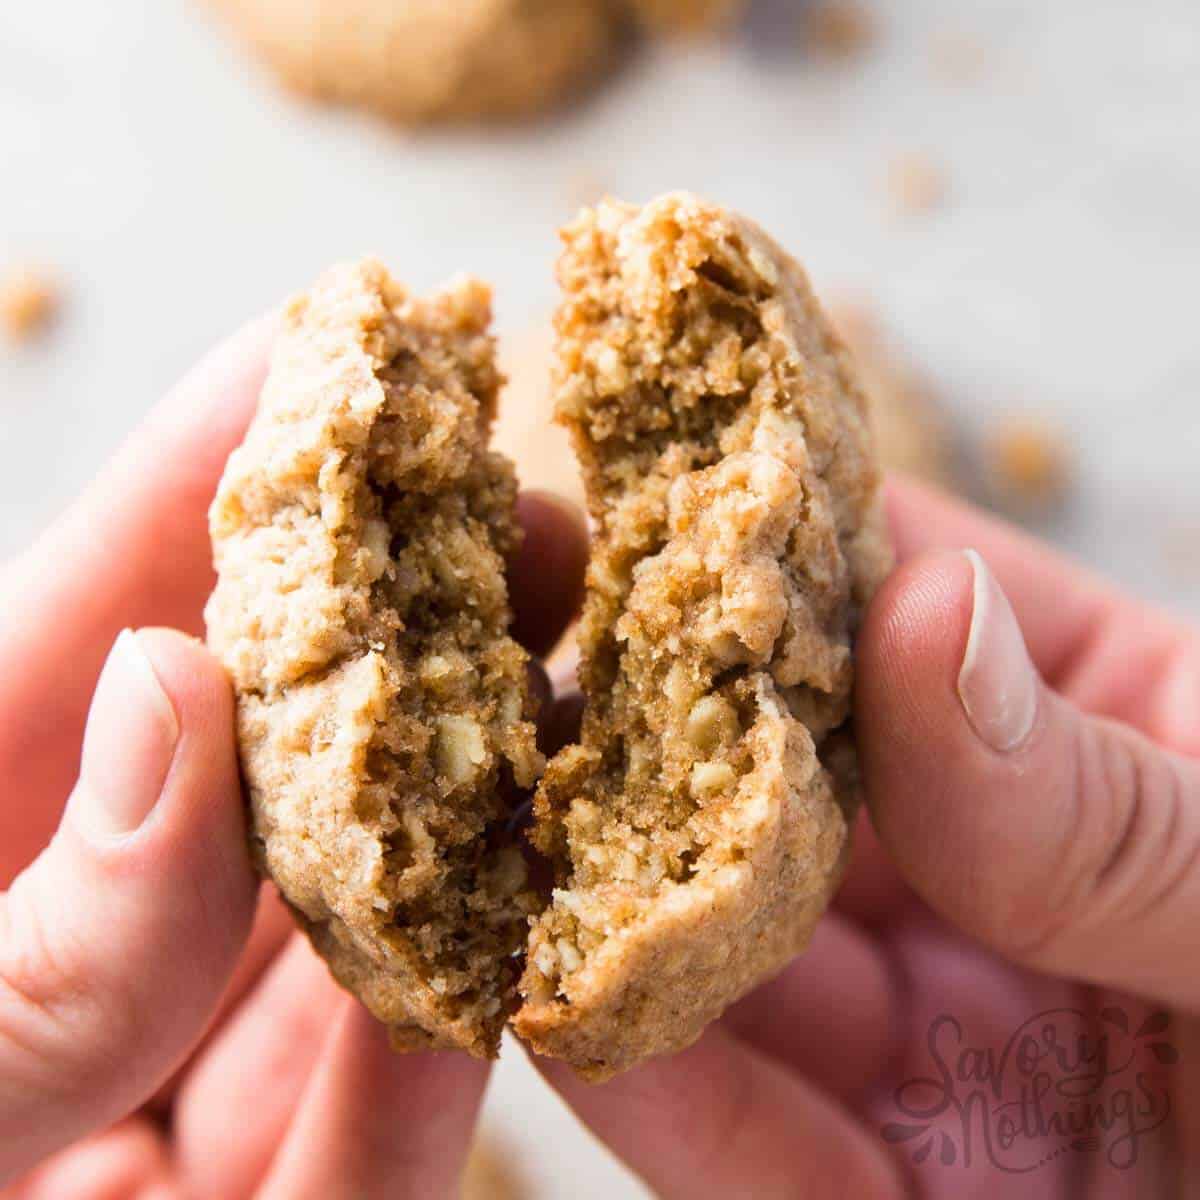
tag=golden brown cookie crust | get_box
[207,0,615,124]
[206,260,542,1058]
[512,194,890,1079]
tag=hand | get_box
[0,319,588,1197]
[533,476,1197,1197]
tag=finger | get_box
[864,912,1079,1200]
[541,690,585,759]
[722,912,903,1105]
[832,808,914,929]
[0,629,258,1183]
[510,491,589,659]
[887,476,1200,753]
[258,1002,487,1200]
[858,548,1200,1009]
[0,315,275,883]
[146,882,294,1114]
[8,312,274,635]
[533,1027,907,1200]
[8,1118,171,1200]
[174,935,344,1200]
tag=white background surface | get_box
[2,1,1199,1195]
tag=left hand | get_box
[0,316,589,1198]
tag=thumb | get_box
[858,549,1200,1008]
[0,629,257,1183]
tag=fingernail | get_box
[75,630,180,839]
[957,550,1038,752]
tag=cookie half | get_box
[206,260,542,1057]
[513,194,891,1078]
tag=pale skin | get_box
[1,321,1197,1197]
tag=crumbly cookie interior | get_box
[356,340,540,1036]
[208,267,542,1054]
[521,197,879,1009]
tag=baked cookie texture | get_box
[513,194,890,1078]
[207,0,614,124]
[206,260,542,1058]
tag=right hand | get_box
[531,476,1197,1198]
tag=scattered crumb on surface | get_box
[983,414,1072,514]
[461,1135,535,1200]
[929,31,987,84]
[803,0,876,60]
[0,267,59,342]
[885,153,948,221]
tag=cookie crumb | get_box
[983,415,1072,514]
[804,0,876,60]
[0,267,59,342]
[885,153,948,220]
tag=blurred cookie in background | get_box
[203,0,764,126]
[628,0,748,34]
[832,302,1077,523]
[801,0,876,61]
[205,0,616,123]
[829,299,962,492]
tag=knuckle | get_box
[0,875,137,1092]
[1011,721,1199,968]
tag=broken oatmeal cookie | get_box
[206,260,542,1058]
[513,194,891,1079]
